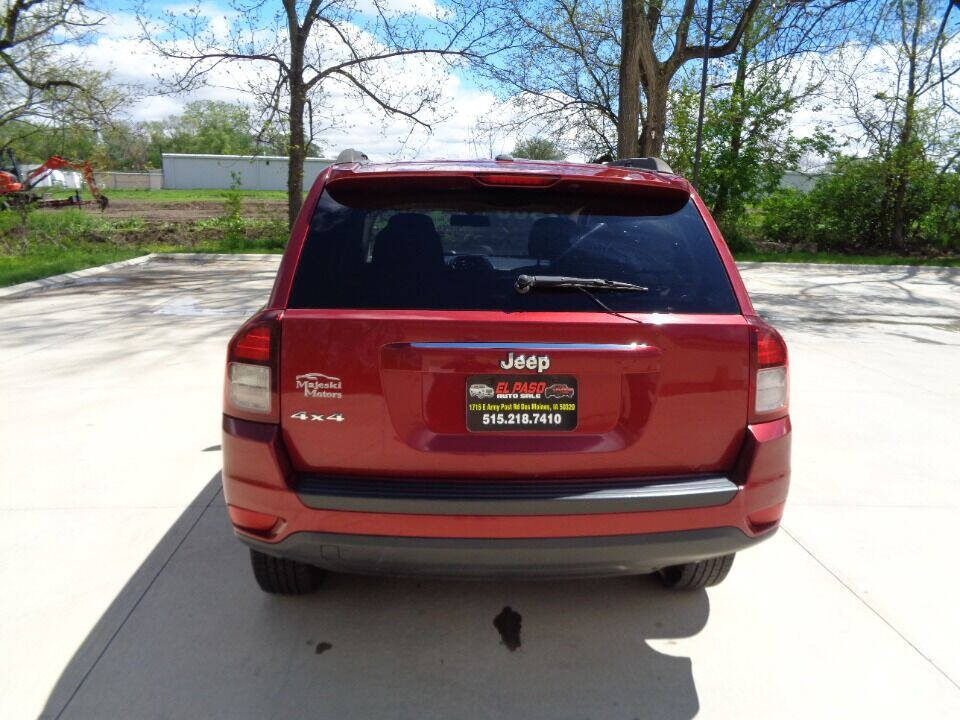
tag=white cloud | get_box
[69,8,523,161]
[82,5,956,167]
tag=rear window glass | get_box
[287,185,739,314]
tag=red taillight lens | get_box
[233,326,271,362]
[476,173,560,187]
[749,319,789,420]
[756,327,787,368]
[225,312,280,422]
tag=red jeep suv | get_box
[222,156,790,593]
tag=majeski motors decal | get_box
[295,372,343,399]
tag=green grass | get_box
[733,251,960,267]
[4,205,958,288]
[0,244,146,286]
[0,208,288,287]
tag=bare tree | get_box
[476,0,868,159]
[832,0,958,247]
[138,1,495,226]
[0,0,124,145]
[618,0,765,157]
[471,0,622,159]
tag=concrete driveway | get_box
[1,256,958,719]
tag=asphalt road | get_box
[2,256,958,719]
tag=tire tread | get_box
[250,549,324,595]
[659,553,735,591]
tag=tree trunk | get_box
[617,0,643,159]
[712,40,749,218]
[890,0,923,250]
[639,74,667,157]
[286,85,306,229]
[285,7,307,229]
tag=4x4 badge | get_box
[290,411,345,423]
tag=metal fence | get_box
[93,171,164,191]
[161,153,334,191]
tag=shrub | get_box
[912,171,960,251]
[716,215,756,253]
[755,155,959,254]
[758,189,815,247]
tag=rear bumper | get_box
[222,414,790,574]
[294,474,739,515]
[239,526,766,578]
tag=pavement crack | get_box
[781,525,960,693]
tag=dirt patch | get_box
[79,198,286,222]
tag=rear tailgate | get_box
[280,312,748,477]
[278,167,748,479]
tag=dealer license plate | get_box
[465,375,578,431]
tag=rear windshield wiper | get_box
[515,274,648,294]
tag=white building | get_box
[161,153,335,191]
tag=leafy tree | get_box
[827,0,959,249]
[512,137,566,160]
[163,101,257,157]
[664,15,833,228]
[98,123,154,171]
[0,120,99,163]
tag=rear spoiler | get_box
[325,169,691,202]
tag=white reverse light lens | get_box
[229,362,271,412]
[755,366,787,413]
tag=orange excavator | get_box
[0,150,108,210]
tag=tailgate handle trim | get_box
[410,342,646,351]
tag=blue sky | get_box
[79,1,959,164]
[85,0,504,159]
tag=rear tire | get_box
[249,549,324,595]
[658,553,735,591]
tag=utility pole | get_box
[692,0,714,188]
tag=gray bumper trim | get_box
[295,475,738,515]
[240,526,770,578]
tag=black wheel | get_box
[249,549,324,595]
[658,553,735,591]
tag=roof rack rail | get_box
[335,148,369,163]
[608,157,674,174]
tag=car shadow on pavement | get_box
[42,473,709,720]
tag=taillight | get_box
[227,363,271,412]
[233,326,271,362]
[225,311,280,422]
[748,318,788,421]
